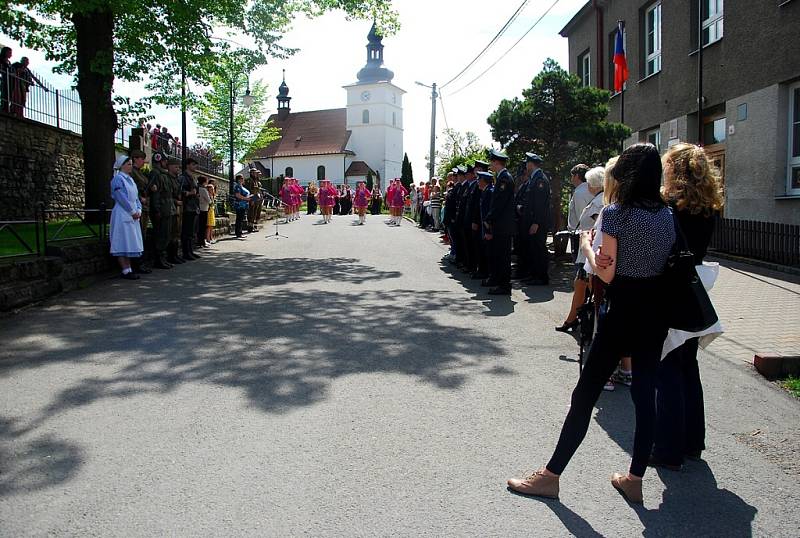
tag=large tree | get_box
[487,58,629,229]
[0,1,398,211]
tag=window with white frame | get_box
[579,50,591,87]
[788,82,800,194]
[702,0,723,46]
[645,3,662,76]
[646,128,661,152]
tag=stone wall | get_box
[0,113,86,219]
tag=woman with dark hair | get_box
[507,144,675,504]
[1,47,12,113]
[651,143,724,471]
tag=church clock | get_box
[360,90,371,102]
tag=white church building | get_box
[249,24,404,188]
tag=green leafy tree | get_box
[487,58,629,229]
[435,129,488,181]
[0,1,398,210]
[400,153,413,190]
[366,170,374,191]
[193,68,279,169]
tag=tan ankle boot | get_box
[507,469,559,499]
[611,472,643,504]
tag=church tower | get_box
[344,23,405,184]
[277,69,291,120]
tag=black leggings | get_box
[546,277,666,478]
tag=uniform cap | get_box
[488,149,509,161]
[130,149,146,159]
[167,157,181,166]
[456,166,466,175]
[525,152,543,163]
[466,164,475,173]
[476,171,493,181]
[474,159,490,169]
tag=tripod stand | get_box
[263,193,289,241]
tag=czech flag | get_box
[614,22,629,93]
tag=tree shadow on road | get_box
[0,252,511,428]
[0,416,83,497]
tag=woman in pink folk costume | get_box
[385,180,396,225]
[318,179,337,223]
[353,180,370,225]
[389,178,407,226]
[291,178,303,221]
[280,178,293,223]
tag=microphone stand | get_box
[262,192,289,241]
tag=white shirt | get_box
[575,192,605,265]
[567,182,594,231]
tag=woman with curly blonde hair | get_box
[650,143,724,472]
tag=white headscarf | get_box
[113,155,131,170]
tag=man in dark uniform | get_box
[449,167,466,266]
[146,152,174,269]
[483,149,516,295]
[130,149,152,273]
[476,170,494,280]
[514,156,535,280]
[522,153,551,285]
[179,158,200,260]
[459,164,479,274]
[464,164,484,278]
[166,157,185,264]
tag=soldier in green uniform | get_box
[146,152,174,269]
[167,157,185,264]
[130,149,152,273]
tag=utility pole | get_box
[416,81,438,180]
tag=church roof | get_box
[251,108,353,158]
[345,161,375,177]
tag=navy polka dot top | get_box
[600,203,676,278]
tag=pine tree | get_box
[400,153,414,191]
[366,170,374,191]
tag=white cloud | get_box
[2,0,587,181]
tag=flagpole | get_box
[618,20,626,152]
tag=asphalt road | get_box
[1,214,798,537]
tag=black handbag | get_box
[664,212,719,332]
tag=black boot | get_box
[153,252,172,269]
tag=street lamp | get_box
[415,81,438,181]
[228,74,254,197]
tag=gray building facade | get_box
[560,0,800,225]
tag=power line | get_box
[438,91,450,132]
[440,0,531,89]
[449,0,563,96]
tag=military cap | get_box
[167,157,181,166]
[451,167,459,174]
[456,166,466,175]
[130,149,146,159]
[488,148,509,161]
[525,152,544,163]
[476,171,493,181]
[474,159,490,169]
[466,163,475,173]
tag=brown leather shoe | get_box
[507,469,559,499]
[611,472,643,504]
